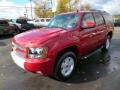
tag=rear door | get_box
[93,12,107,46]
[102,13,114,33]
[79,13,98,56]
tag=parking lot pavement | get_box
[0,27,120,90]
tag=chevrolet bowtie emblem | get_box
[12,47,16,51]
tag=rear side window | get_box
[0,21,9,25]
[94,13,105,25]
[82,13,95,28]
[16,19,27,24]
[41,19,45,22]
[35,20,39,22]
[46,19,50,22]
[102,13,113,24]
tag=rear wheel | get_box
[54,52,77,81]
[102,35,111,52]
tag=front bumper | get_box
[11,51,53,75]
[11,52,25,69]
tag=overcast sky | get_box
[0,0,120,19]
[0,0,35,19]
[81,0,120,15]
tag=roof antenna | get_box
[76,9,79,13]
[77,0,82,13]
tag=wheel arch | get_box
[53,45,79,72]
[107,31,113,39]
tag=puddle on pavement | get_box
[67,50,120,83]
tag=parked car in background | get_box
[114,19,120,26]
[10,19,35,32]
[28,18,51,27]
[11,10,114,81]
[0,19,19,35]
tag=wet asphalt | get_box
[0,27,120,90]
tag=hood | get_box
[13,27,66,47]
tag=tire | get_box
[99,51,111,64]
[54,52,77,81]
[102,35,111,52]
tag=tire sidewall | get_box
[55,52,77,81]
[106,36,111,49]
[102,35,111,52]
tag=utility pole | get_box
[43,1,46,18]
[29,0,33,19]
[68,0,71,11]
[24,6,28,18]
[76,0,82,11]
[79,0,82,10]
[51,0,56,16]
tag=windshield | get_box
[48,14,80,29]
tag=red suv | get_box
[11,11,114,80]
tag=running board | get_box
[80,47,102,60]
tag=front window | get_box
[82,13,95,29]
[48,14,80,29]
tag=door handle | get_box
[88,33,96,38]
[96,31,104,34]
[100,31,104,33]
[92,33,96,35]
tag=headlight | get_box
[28,47,48,59]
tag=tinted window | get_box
[35,20,39,22]
[116,20,120,23]
[0,20,8,25]
[94,13,105,25]
[46,19,50,22]
[102,13,113,24]
[82,13,95,28]
[16,19,27,24]
[41,19,45,22]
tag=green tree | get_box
[81,3,91,11]
[70,0,81,11]
[34,5,43,18]
[57,0,69,14]
[34,5,53,18]
[114,15,120,20]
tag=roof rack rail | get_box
[90,9,101,11]
[90,9,107,13]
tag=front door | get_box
[79,13,98,56]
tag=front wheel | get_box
[54,52,77,81]
[102,35,111,52]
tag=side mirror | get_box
[82,21,96,29]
